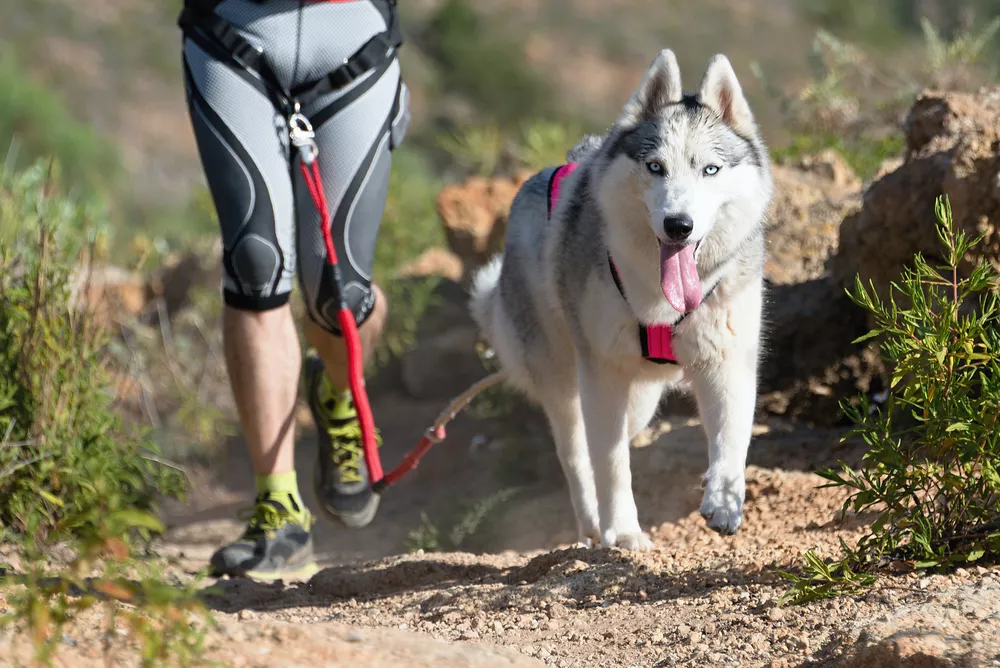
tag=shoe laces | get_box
[315,377,381,484]
[237,497,293,537]
[324,419,382,484]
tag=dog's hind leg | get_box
[578,363,652,552]
[542,392,600,547]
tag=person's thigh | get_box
[290,1,411,333]
[182,37,296,312]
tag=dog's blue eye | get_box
[646,161,663,175]
[704,165,720,176]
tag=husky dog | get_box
[469,49,773,550]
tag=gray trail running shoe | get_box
[209,496,317,582]
[304,355,382,528]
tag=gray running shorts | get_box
[181,0,410,333]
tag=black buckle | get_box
[230,38,264,69]
[326,59,365,90]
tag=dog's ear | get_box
[622,49,682,123]
[697,54,755,136]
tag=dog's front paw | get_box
[601,528,653,552]
[576,525,601,548]
[700,472,745,536]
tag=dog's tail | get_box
[469,253,504,343]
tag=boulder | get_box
[435,170,533,281]
[71,265,148,329]
[71,240,223,329]
[833,87,1000,304]
[765,150,862,285]
[835,582,1000,668]
[756,151,880,425]
[396,247,464,282]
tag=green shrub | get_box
[405,487,521,553]
[513,120,587,172]
[771,131,904,182]
[0,159,211,666]
[0,161,185,539]
[782,195,1000,604]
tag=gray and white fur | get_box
[470,50,773,550]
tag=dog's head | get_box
[595,50,772,265]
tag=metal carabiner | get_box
[287,102,318,165]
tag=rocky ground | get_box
[4,409,1000,667]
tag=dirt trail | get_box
[130,387,1000,667]
[7,389,997,666]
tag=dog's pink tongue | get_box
[660,243,703,313]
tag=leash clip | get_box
[288,104,318,165]
[424,425,446,445]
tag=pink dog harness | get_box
[546,162,715,366]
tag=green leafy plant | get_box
[921,14,1000,88]
[405,487,521,553]
[513,120,586,172]
[0,159,214,666]
[435,123,505,177]
[781,194,1000,605]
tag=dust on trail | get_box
[15,390,996,667]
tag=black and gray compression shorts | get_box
[181,0,409,333]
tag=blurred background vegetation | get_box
[2,0,998,269]
[1,0,998,462]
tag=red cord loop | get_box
[298,157,383,484]
[295,111,506,497]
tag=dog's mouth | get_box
[658,240,703,313]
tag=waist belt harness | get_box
[546,162,717,366]
[178,0,403,115]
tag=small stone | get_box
[346,631,364,643]
[919,577,931,590]
[459,629,481,640]
[768,607,785,622]
[689,632,702,644]
[678,624,691,635]
[651,632,664,644]
[538,648,552,659]
[493,620,504,635]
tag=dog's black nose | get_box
[663,214,694,241]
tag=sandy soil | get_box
[4,392,1000,667]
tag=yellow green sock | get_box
[254,471,310,525]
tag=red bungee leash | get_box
[288,108,506,497]
[291,109,384,485]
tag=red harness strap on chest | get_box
[547,163,679,365]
